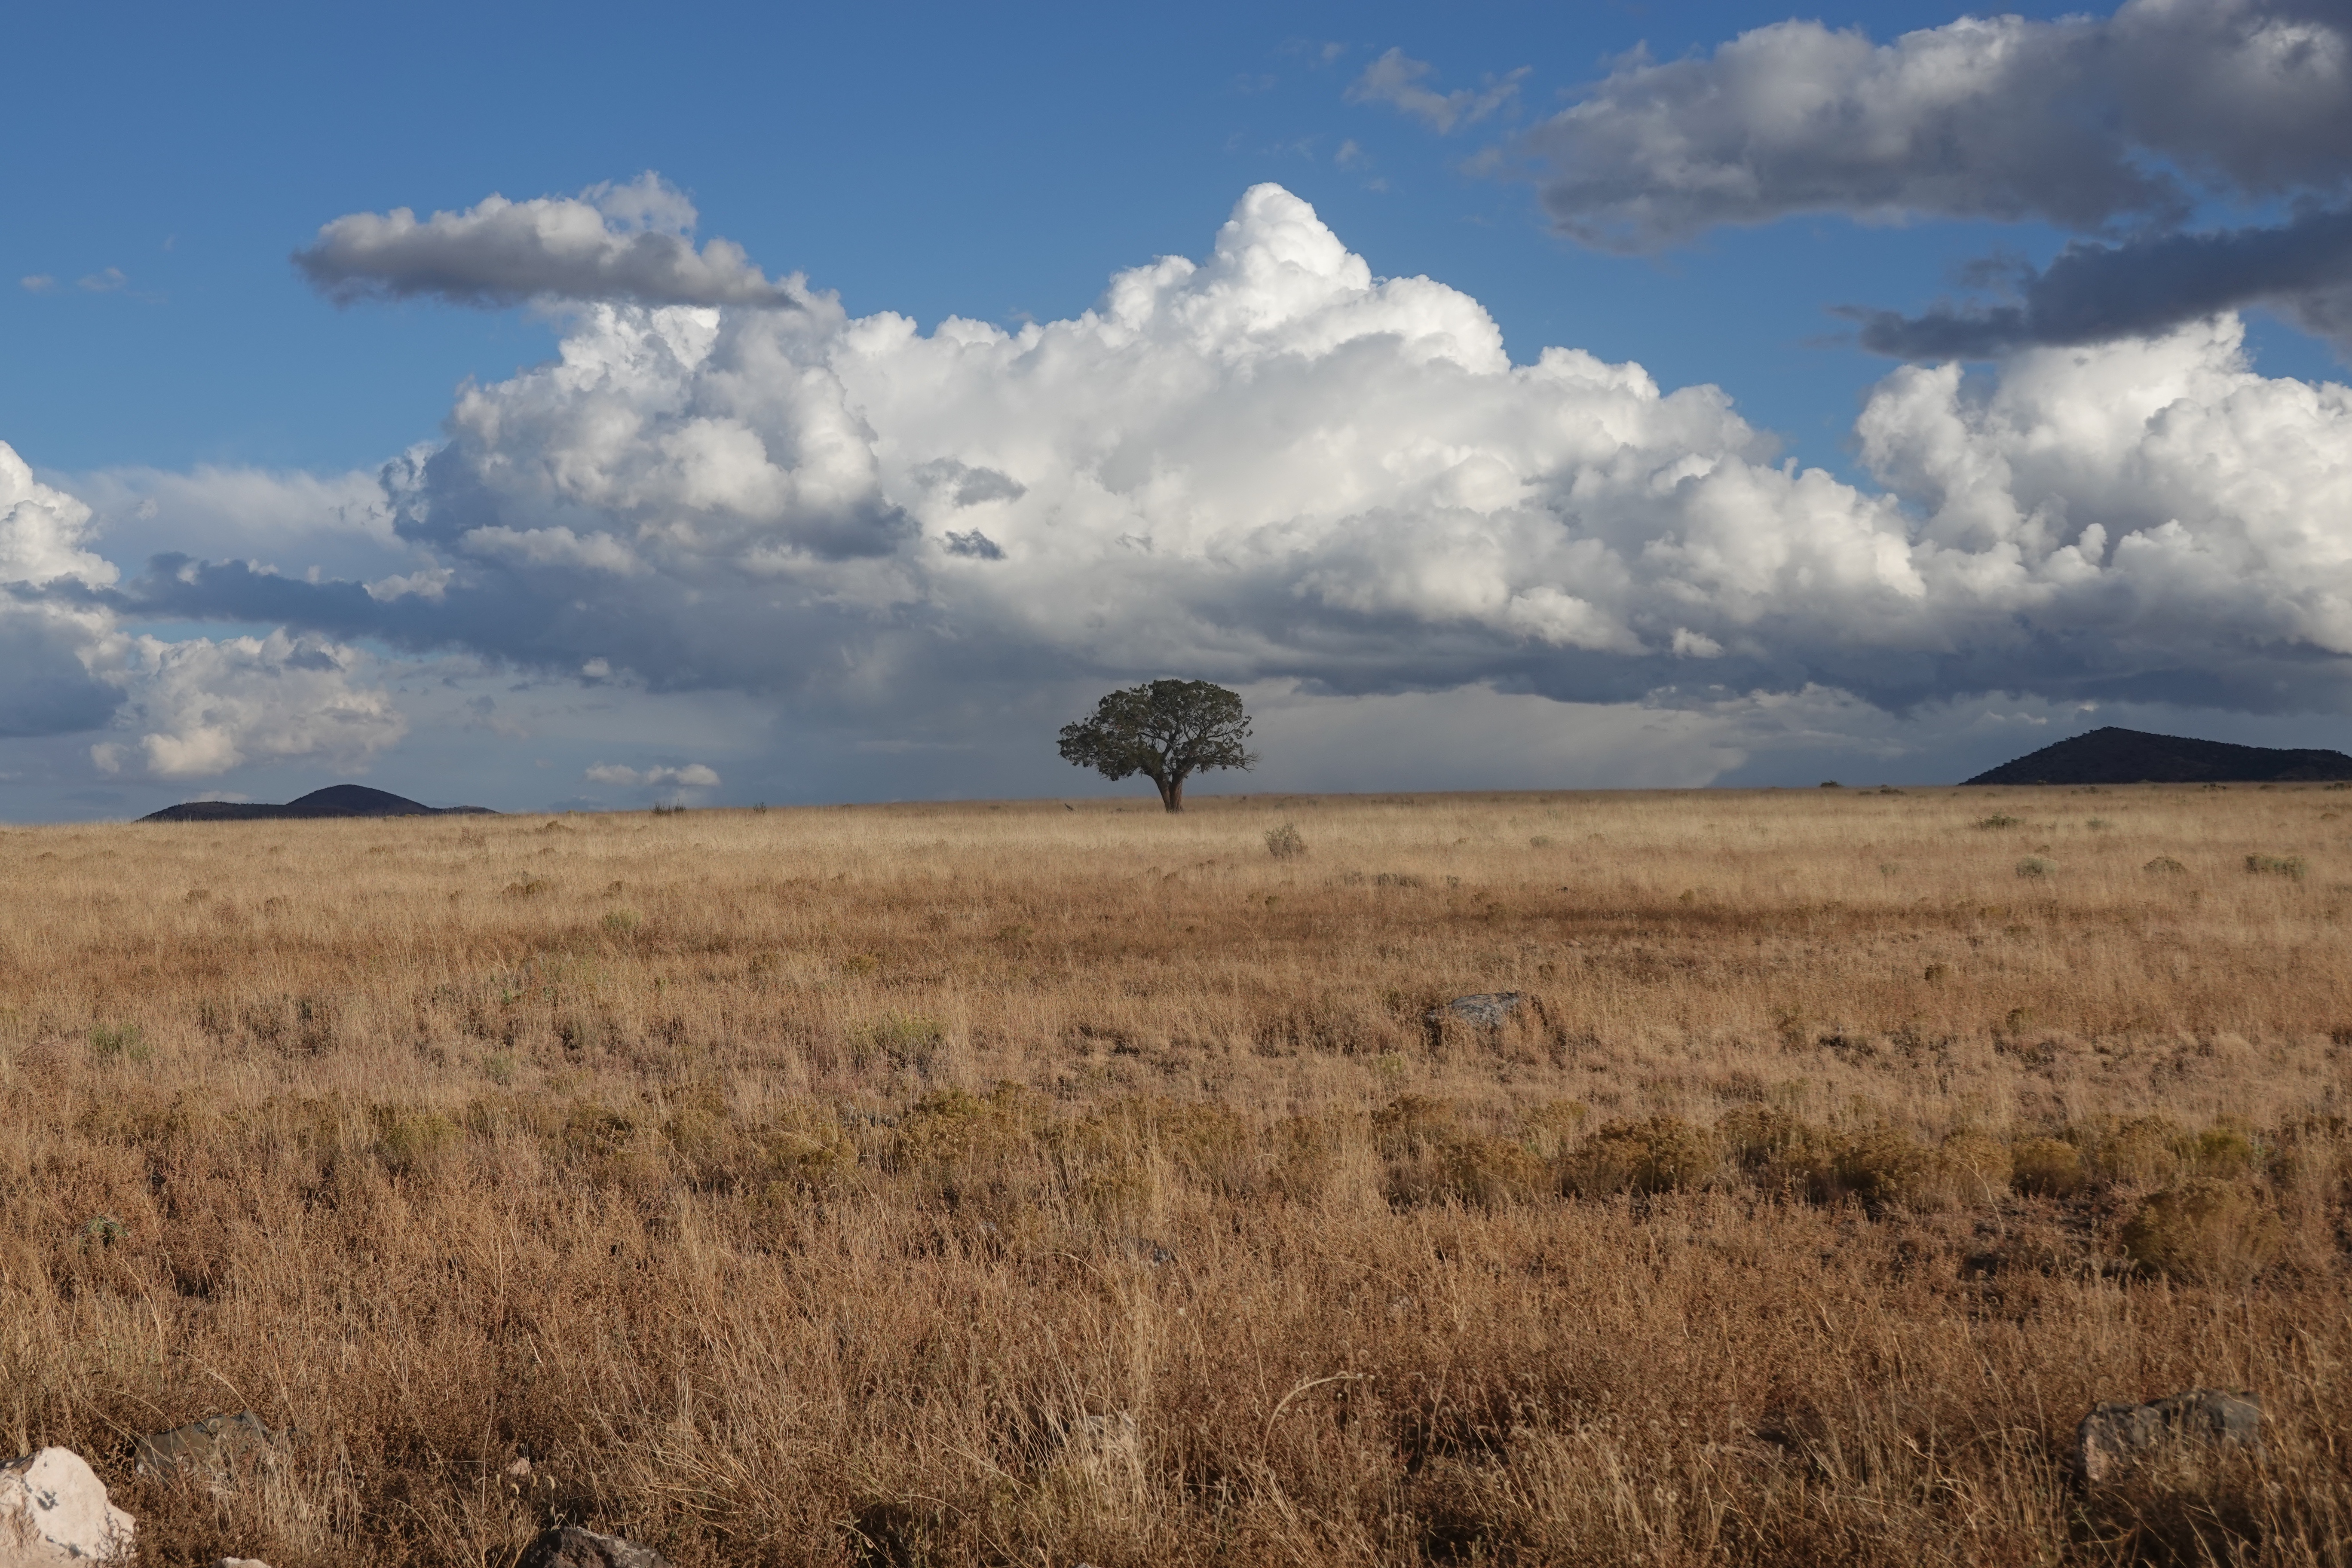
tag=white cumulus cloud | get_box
[268,182,2348,720]
[91,630,407,780]
[294,173,804,309]
[0,444,122,738]
[28,180,2352,801]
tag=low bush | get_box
[2095,1115,2187,1188]
[850,1011,947,1074]
[1565,1115,1719,1196]
[2009,1136,2085,1196]
[2120,1179,2282,1284]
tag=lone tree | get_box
[1057,680,1256,812]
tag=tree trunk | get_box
[1160,773,1186,812]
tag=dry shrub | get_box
[850,1011,946,1074]
[2120,1178,2284,1283]
[1835,1124,2025,1209]
[1718,1104,1836,1198]
[1564,1115,1719,1195]
[1936,1130,2014,1205]
[889,1081,1045,1175]
[2183,1122,2261,1177]
[372,1107,459,1177]
[2009,1136,2085,1196]
[2095,1115,2187,1188]
[1832,1124,1933,1207]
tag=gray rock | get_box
[517,1525,676,1568]
[212,1559,273,1567]
[1426,992,1524,1029]
[2074,1389,2262,1482]
[132,1413,283,1494]
[0,1447,135,1566]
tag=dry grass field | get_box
[3,783,2349,1566]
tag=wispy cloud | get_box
[1347,49,1526,134]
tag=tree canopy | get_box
[1057,680,1255,812]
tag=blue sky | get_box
[5,0,2351,816]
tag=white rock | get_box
[213,1559,273,1567]
[0,1448,135,1566]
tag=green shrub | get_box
[1977,813,2022,829]
[2016,856,2055,878]
[1263,823,1307,860]
[2120,1179,2282,1284]
[2143,856,2188,875]
[2245,854,2306,881]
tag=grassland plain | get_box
[1,784,2348,1567]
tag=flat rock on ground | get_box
[134,1412,284,1491]
[0,1448,135,1566]
[2074,1389,2262,1482]
[517,1525,676,1568]
[1426,992,1525,1029]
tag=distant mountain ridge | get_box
[141,785,496,823]
[1963,727,2352,786]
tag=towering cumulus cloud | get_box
[157,183,2352,729]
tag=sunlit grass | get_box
[1,783,2346,1564]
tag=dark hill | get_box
[141,785,496,823]
[1963,727,2352,786]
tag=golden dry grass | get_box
[2,782,2349,1566]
